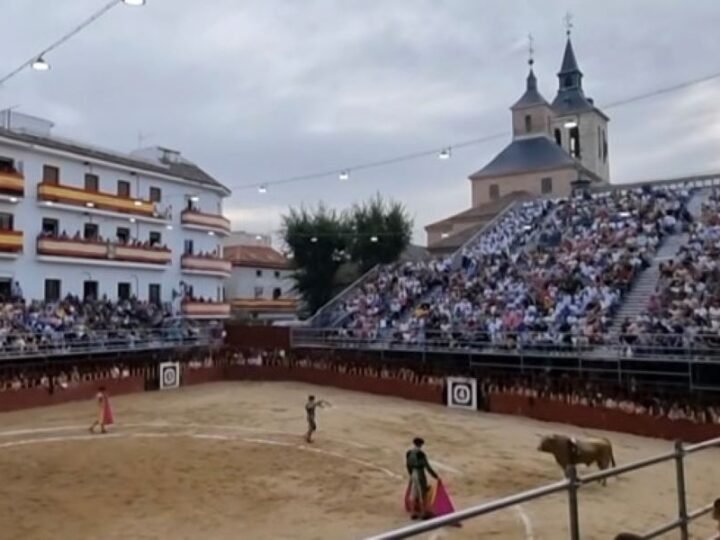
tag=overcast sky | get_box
[1,0,719,243]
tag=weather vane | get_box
[564,12,574,37]
[527,33,535,67]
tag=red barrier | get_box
[489,393,720,443]
[0,376,145,413]
[225,365,444,404]
[182,366,226,386]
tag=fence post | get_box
[566,465,581,540]
[674,440,689,540]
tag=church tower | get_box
[549,30,610,183]
[510,57,554,140]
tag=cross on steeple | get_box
[564,12,574,37]
[527,33,535,67]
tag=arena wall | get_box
[489,393,720,443]
[0,376,145,413]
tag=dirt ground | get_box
[0,382,717,540]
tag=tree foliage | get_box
[281,195,413,315]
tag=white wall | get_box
[0,139,228,302]
[226,266,294,300]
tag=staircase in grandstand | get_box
[366,435,720,540]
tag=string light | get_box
[338,170,350,181]
[258,185,268,194]
[234,68,720,194]
[0,0,145,87]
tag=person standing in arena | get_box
[89,386,114,434]
[406,437,439,520]
[305,395,330,443]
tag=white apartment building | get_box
[0,112,232,318]
[224,243,298,322]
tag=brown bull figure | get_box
[538,434,616,485]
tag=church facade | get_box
[426,36,610,252]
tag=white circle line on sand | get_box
[0,430,401,479]
[0,424,532,537]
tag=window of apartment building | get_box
[254,286,264,299]
[42,165,59,185]
[148,284,161,305]
[0,157,15,174]
[83,281,98,301]
[541,177,553,194]
[489,184,500,201]
[84,223,99,240]
[149,231,162,247]
[274,271,281,279]
[116,227,130,243]
[117,180,131,198]
[524,114,532,133]
[554,128,562,146]
[183,239,194,255]
[149,186,162,203]
[273,287,282,300]
[118,282,131,301]
[256,269,263,278]
[44,279,61,302]
[602,130,608,163]
[84,173,99,192]
[0,212,13,231]
[42,218,59,236]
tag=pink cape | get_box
[404,479,456,517]
[102,396,114,425]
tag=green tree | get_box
[282,195,413,316]
[281,204,350,314]
[349,194,413,273]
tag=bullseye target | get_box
[159,362,180,390]
[446,377,477,410]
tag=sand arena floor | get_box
[0,381,718,540]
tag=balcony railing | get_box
[0,171,24,197]
[181,254,232,275]
[0,230,23,253]
[231,298,298,312]
[37,235,172,265]
[37,182,160,218]
[181,300,231,318]
[180,209,231,234]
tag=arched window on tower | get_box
[564,75,574,88]
[602,130,608,162]
[554,128,562,146]
[524,114,532,133]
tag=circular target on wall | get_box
[159,362,180,390]
[446,377,477,410]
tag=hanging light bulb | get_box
[338,170,350,181]
[310,236,318,243]
[370,236,379,243]
[32,57,50,71]
[438,147,452,160]
[258,184,267,194]
[123,0,146,5]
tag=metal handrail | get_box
[366,437,720,540]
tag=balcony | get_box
[0,230,23,256]
[181,254,232,276]
[181,209,231,235]
[0,171,24,199]
[37,234,171,269]
[37,182,166,220]
[181,300,231,319]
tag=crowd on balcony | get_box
[623,189,720,352]
[0,294,202,356]
[334,185,692,349]
[38,229,170,251]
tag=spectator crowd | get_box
[332,185,697,353]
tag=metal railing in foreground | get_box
[365,437,720,540]
[0,327,220,362]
